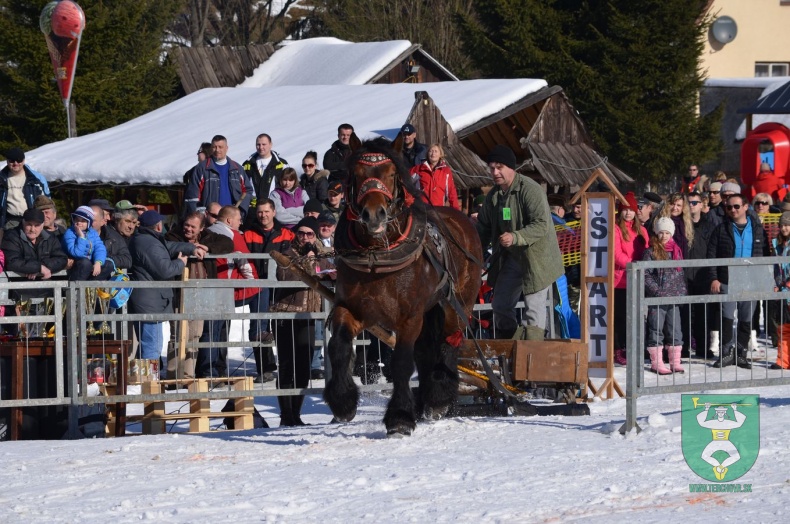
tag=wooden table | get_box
[0,339,131,440]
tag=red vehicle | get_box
[741,122,790,201]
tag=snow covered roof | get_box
[239,37,417,87]
[14,79,548,185]
[704,77,790,89]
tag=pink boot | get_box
[647,346,671,375]
[667,345,685,373]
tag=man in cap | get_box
[475,145,564,340]
[400,123,427,167]
[128,210,207,361]
[88,198,115,223]
[323,180,345,223]
[323,123,355,188]
[1,208,68,303]
[34,195,65,237]
[110,201,140,246]
[1,148,50,230]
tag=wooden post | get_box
[178,266,190,364]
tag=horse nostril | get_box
[361,208,371,223]
[376,206,387,222]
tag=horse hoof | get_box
[331,409,357,423]
[424,406,449,421]
[386,427,412,438]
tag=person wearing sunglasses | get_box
[751,193,774,220]
[270,216,335,426]
[707,193,771,369]
[1,147,50,230]
[686,191,720,359]
[299,150,330,203]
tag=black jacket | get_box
[707,215,770,286]
[323,140,352,186]
[300,169,330,203]
[1,227,68,277]
[100,225,132,270]
[403,141,427,167]
[128,227,196,314]
[164,227,233,279]
[686,212,718,290]
[243,151,288,203]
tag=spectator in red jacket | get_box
[410,144,460,210]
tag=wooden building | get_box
[406,86,631,198]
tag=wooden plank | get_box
[142,381,165,435]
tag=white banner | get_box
[586,197,610,363]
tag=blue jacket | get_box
[184,157,252,218]
[0,165,49,228]
[62,226,107,265]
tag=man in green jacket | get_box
[475,145,564,340]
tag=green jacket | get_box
[476,174,563,295]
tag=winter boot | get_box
[647,347,671,375]
[667,346,685,373]
[707,331,720,358]
[712,343,735,367]
[735,324,752,369]
[773,324,790,369]
[614,348,627,366]
[278,396,296,427]
[291,395,309,426]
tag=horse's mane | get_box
[347,137,425,206]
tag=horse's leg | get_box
[414,304,459,420]
[384,318,422,437]
[324,306,363,422]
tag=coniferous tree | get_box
[0,0,182,151]
[459,0,722,184]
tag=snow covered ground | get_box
[1,334,788,523]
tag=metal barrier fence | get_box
[621,256,790,433]
[0,253,545,438]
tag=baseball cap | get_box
[139,210,164,227]
[328,181,343,194]
[400,124,416,135]
[22,208,45,224]
[318,210,337,225]
[115,199,136,211]
[88,198,115,212]
[5,147,25,163]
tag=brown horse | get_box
[324,136,482,436]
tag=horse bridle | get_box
[348,153,405,219]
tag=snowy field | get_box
[1,329,789,522]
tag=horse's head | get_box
[347,136,417,236]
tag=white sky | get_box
[14,79,548,185]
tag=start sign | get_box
[586,196,611,363]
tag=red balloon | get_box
[51,1,85,39]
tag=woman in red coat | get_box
[410,144,460,210]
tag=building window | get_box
[755,62,790,77]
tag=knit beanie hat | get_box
[486,145,517,169]
[71,205,94,226]
[709,182,722,192]
[721,182,740,194]
[295,216,320,237]
[653,216,675,236]
[781,212,790,226]
[618,191,639,212]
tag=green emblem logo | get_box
[681,394,759,482]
